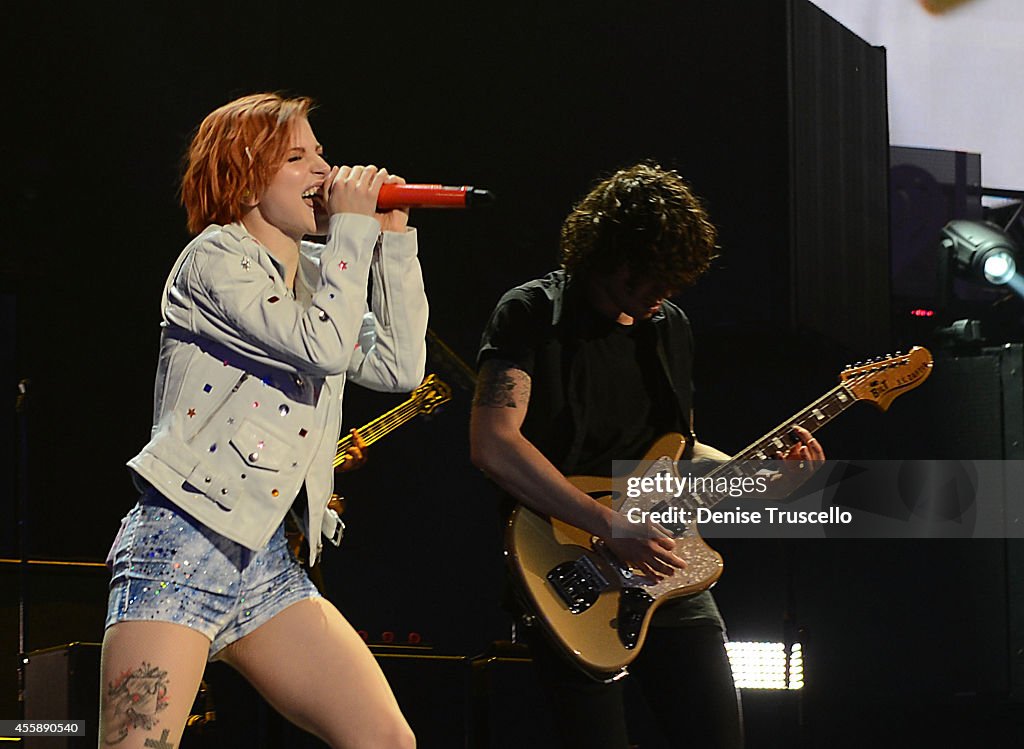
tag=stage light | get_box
[941,219,1021,287]
[724,641,804,690]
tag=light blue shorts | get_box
[105,489,321,658]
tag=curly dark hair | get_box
[560,163,718,289]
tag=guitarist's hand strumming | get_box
[603,514,687,581]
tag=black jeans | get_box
[524,622,744,749]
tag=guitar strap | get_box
[654,325,695,461]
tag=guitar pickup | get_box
[547,555,610,614]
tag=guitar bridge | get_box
[547,555,609,614]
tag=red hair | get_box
[180,93,314,235]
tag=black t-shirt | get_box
[575,318,679,475]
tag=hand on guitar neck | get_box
[336,428,369,474]
[761,424,825,499]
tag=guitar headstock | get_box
[840,346,933,411]
[411,373,453,415]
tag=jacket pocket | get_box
[228,417,296,472]
[184,459,243,510]
[145,438,244,511]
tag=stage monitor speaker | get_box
[877,343,1024,461]
[23,642,100,748]
[0,562,108,721]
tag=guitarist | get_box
[470,163,823,749]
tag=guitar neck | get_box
[336,397,423,455]
[689,384,858,511]
[727,383,857,463]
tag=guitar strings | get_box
[333,400,417,461]
[332,398,432,466]
[662,365,881,519]
[723,355,906,466]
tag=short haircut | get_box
[180,93,313,235]
[560,163,718,290]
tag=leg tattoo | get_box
[104,662,170,745]
[144,729,175,749]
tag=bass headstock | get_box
[411,373,453,415]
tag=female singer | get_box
[99,93,427,749]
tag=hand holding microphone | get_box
[322,164,494,232]
[324,165,404,231]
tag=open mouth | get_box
[301,185,323,209]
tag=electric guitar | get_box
[333,373,452,472]
[286,374,452,560]
[506,347,933,678]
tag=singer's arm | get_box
[169,213,382,377]
[344,228,428,392]
[322,170,427,392]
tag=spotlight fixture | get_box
[940,219,1020,287]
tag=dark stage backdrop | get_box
[4,0,902,706]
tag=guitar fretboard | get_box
[626,347,932,536]
[656,384,858,518]
[334,399,424,465]
[333,375,451,467]
[724,384,856,465]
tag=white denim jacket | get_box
[127,212,428,562]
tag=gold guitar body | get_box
[506,433,724,677]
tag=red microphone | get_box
[376,184,495,210]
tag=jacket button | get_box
[248,452,259,462]
[220,488,229,495]
[204,476,212,483]
[279,404,290,416]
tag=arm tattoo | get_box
[104,662,171,745]
[473,360,531,408]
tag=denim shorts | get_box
[105,489,321,658]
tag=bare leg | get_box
[99,621,210,748]
[217,597,415,749]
